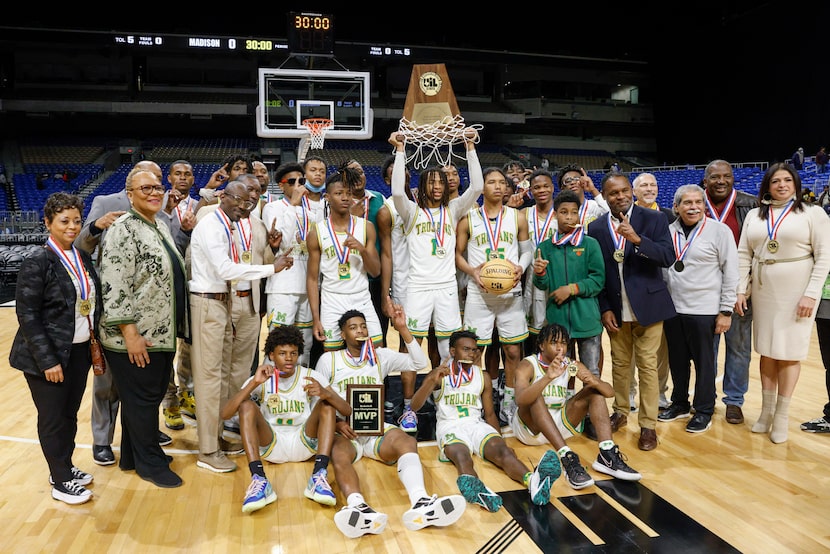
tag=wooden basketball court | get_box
[1,296,829,553]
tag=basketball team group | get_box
[12,127,830,539]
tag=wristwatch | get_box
[719,310,733,317]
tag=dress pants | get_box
[190,293,233,455]
[90,363,119,446]
[664,314,717,415]
[25,341,91,484]
[609,321,664,429]
[106,350,174,477]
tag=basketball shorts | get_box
[510,406,582,445]
[436,418,500,462]
[320,290,383,349]
[266,292,312,329]
[346,422,402,464]
[463,289,529,345]
[406,285,462,340]
[524,283,547,335]
[261,425,318,464]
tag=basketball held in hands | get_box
[479,258,515,294]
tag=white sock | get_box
[770,395,791,444]
[347,492,366,507]
[397,452,428,505]
[752,390,776,433]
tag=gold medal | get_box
[767,240,779,253]
[338,263,350,277]
[241,251,252,263]
[566,361,579,377]
[488,251,501,260]
[79,299,91,316]
[435,247,447,259]
[613,249,625,262]
[266,394,280,409]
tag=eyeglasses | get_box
[224,192,255,209]
[280,177,306,185]
[562,177,582,185]
[131,185,166,195]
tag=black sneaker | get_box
[657,403,691,422]
[49,466,93,486]
[592,445,642,481]
[561,450,594,490]
[685,413,712,433]
[52,479,92,505]
[801,416,830,433]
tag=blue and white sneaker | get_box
[304,468,336,506]
[334,503,388,538]
[398,408,418,433]
[242,474,277,514]
[49,466,93,486]
[457,474,502,512]
[402,494,466,531]
[529,450,561,505]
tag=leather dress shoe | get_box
[93,445,116,466]
[725,405,744,424]
[638,428,658,451]
[609,412,628,433]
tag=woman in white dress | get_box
[736,163,830,443]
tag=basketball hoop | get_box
[302,118,333,150]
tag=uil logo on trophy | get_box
[397,63,484,169]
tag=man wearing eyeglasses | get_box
[189,179,292,474]
[261,162,322,366]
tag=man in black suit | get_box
[587,172,676,451]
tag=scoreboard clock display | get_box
[287,12,334,57]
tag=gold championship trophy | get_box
[398,64,483,169]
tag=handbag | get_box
[87,315,106,375]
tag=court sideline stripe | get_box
[476,519,523,554]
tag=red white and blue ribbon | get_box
[532,206,555,247]
[423,206,447,251]
[480,205,503,256]
[215,209,239,262]
[46,237,90,302]
[704,189,736,223]
[449,358,473,388]
[359,339,377,367]
[553,226,584,247]
[238,217,252,260]
[767,199,794,243]
[326,215,354,265]
[607,213,626,253]
[672,217,707,263]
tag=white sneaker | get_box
[334,503,388,538]
[402,494,466,531]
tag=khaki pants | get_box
[609,321,664,430]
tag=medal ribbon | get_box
[215,209,239,262]
[532,206,555,247]
[607,213,626,253]
[326,215,355,265]
[480,206,503,255]
[766,199,794,243]
[578,201,590,227]
[359,339,377,367]
[704,189,736,223]
[46,237,90,302]
[297,197,310,240]
[672,217,707,262]
[238,217,252,260]
[449,359,473,388]
[536,354,550,372]
[423,206,446,249]
[553,226,584,247]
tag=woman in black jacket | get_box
[9,192,103,505]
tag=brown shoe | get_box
[725,405,744,424]
[609,412,628,433]
[638,428,657,451]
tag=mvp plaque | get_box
[347,384,384,436]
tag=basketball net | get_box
[397,115,483,170]
[302,118,333,151]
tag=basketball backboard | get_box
[256,68,372,140]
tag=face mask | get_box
[305,182,325,193]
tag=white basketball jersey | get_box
[315,215,369,295]
[316,347,421,405]
[384,197,410,299]
[248,366,329,430]
[405,205,458,291]
[433,360,486,422]
[466,205,521,295]
[262,198,321,294]
[524,355,569,411]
